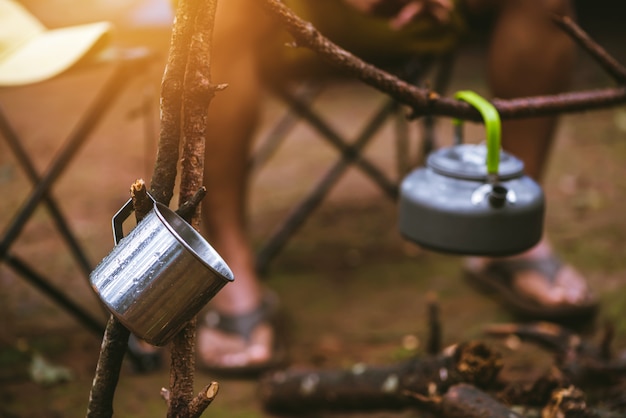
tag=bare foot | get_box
[465,255,594,309]
[196,293,284,374]
[198,316,274,369]
[464,238,597,316]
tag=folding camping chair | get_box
[0,0,156,335]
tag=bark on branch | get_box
[439,384,523,418]
[187,382,219,418]
[150,0,193,206]
[166,0,221,416]
[86,316,130,418]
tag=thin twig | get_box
[187,382,219,418]
[176,187,207,222]
[426,292,441,356]
[160,387,171,405]
[131,179,153,221]
[552,15,626,84]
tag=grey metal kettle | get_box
[398,91,544,256]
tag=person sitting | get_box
[195,0,598,375]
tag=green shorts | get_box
[283,0,467,59]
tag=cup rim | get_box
[153,202,234,283]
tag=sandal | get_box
[197,290,288,377]
[464,256,598,322]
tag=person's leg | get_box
[487,0,573,180]
[465,0,596,318]
[196,0,277,370]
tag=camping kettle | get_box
[398,91,544,256]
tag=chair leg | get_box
[255,55,450,272]
[256,95,399,274]
[393,100,411,180]
[0,58,140,260]
[0,108,93,276]
[0,52,153,335]
[270,83,398,198]
[250,82,324,174]
[4,253,105,335]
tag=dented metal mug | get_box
[90,194,234,346]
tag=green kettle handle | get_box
[452,90,501,177]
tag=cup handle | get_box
[111,194,156,245]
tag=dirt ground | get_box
[1,2,626,417]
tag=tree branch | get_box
[187,382,219,418]
[167,0,221,416]
[178,0,218,228]
[552,15,626,84]
[88,0,220,414]
[86,317,130,418]
[260,342,503,414]
[131,179,153,220]
[259,0,626,121]
[176,186,207,222]
[150,0,194,206]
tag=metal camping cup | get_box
[90,194,234,346]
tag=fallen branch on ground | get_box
[260,341,503,414]
[484,321,626,387]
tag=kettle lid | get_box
[427,144,525,181]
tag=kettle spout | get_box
[488,184,508,208]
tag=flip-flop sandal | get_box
[197,290,289,377]
[464,256,598,322]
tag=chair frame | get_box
[253,52,456,273]
[0,47,155,335]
